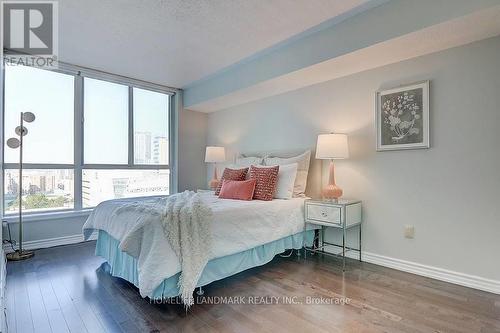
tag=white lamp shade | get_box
[315,133,349,159]
[205,146,226,163]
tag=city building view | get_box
[82,169,169,208]
[4,169,74,213]
[135,133,169,165]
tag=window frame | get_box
[1,62,179,218]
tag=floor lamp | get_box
[6,112,36,261]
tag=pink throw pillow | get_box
[215,167,249,195]
[249,165,279,201]
[218,179,256,201]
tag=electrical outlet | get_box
[404,225,415,239]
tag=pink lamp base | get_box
[322,160,343,200]
[209,165,220,191]
[322,184,343,200]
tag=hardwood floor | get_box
[5,241,500,333]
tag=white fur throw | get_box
[105,191,212,307]
[161,191,213,306]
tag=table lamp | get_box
[205,146,226,190]
[315,133,349,201]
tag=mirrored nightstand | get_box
[304,198,362,271]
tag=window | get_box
[2,65,176,216]
[4,66,74,164]
[4,169,74,214]
[133,87,169,165]
[82,169,169,208]
[84,78,129,164]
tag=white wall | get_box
[206,36,500,282]
[3,214,89,245]
[178,109,208,191]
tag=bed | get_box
[83,191,314,301]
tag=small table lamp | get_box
[205,146,226,190]
[315,133,349,200]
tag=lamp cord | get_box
[279,249,294,258]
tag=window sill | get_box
[2,209,93,223]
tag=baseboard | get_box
[340,250,500,295]
[3,231,98,253]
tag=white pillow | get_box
[236,156,263,167]
[275,163,298,199]
[252,163,298,199]
[264,150,311,197]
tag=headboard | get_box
[234,149,322,198]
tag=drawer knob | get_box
[321,212,327,217]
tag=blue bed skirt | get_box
[95,229,314,299]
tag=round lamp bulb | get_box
[15,126,28,136]
[23,112,36,123]
[6,138,20,149]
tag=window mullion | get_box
[170,93,178,194]
[128,86,134,166]
[74,75,84,210]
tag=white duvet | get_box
[83,192,307,298]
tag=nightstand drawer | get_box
[306,204,341,224]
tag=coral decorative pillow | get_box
[249,165,279,201]
[215,167,248,195]
[218,179,256,201]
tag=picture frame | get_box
[375,81,430,151]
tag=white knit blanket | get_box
[92,191,212,307]
[161,191,212,306]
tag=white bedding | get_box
[83,192,307,297]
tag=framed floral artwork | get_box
[375,81,430,151]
